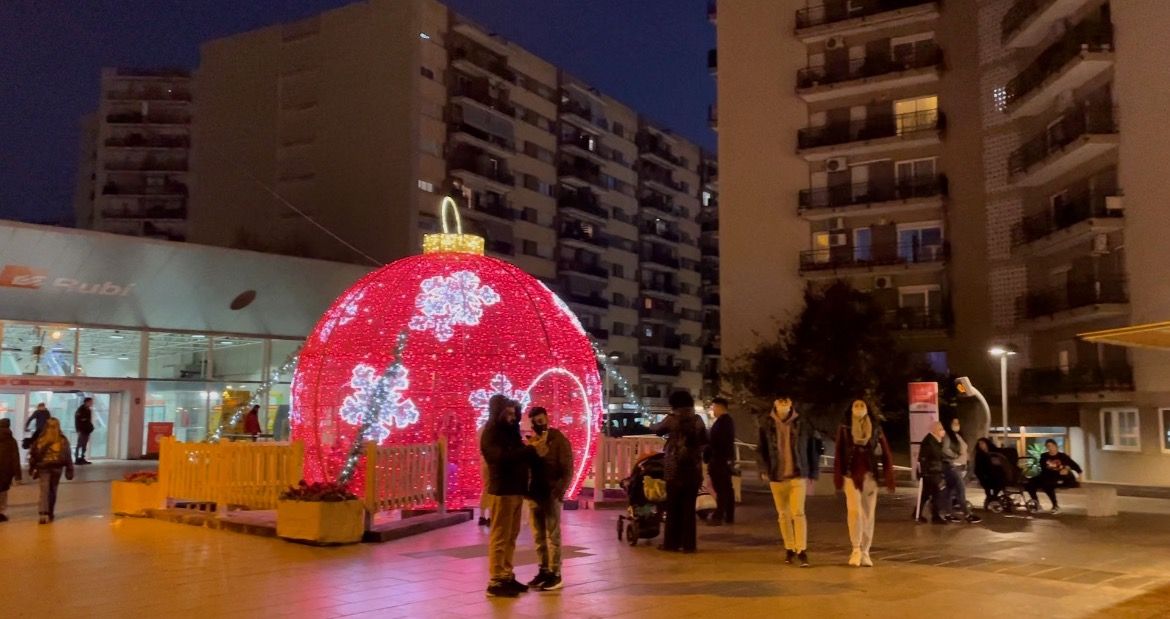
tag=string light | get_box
[592,339,650,424]
[208,350,300,443]
[336,332,410,485]
[292,198,605,506]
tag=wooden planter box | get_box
[111,480,163,516]
[276,499,365,545]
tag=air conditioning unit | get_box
[874,276,892,290]
[1105,196,1124,212]
[1092,233,1109,255]
[825,157,849,172]
[826,36,845,50]
[830,232,848,246]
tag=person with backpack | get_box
[0,418,22,522]
[28,418,74,524]
[74,397,95,464]
[651,390,708,553]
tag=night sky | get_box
[0,0,716,225]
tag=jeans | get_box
[488,494,524,583]
[663,480,700,552]
[708,461,735,524]
[528,499,563,574]
[76,432,91,460]
[844,473,877,553]
[769,478,808,552]
[1026,476,1059,509]
[37,467,63,517]
[945,466,970,515]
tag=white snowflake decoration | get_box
[408,271,501,342]
[318,289,366,342]
[469,373,531,428]
[339,363,420,443]
[539,281,587,337]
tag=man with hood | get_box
[757,397,820,567]
[0,418,22,522]
[480,395,536,598]
[524,406,573,591]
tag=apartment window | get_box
[1102,408,1140,452]
[812,231,831,264]
[524,141,554,164]
[613,293,627,307]
[853,228,871,262]
[895,157,936,183]
[612,264,624,279]
[1160,409,1170,453]
[521,207,538,223]
[896,222,943,262]
[522,240,539,256]
[894,95,938,135]
[523,175,553,197]
[419,67,435,80]
[899,285,941,317]
[417,179,436,193]
[612,323,626,337]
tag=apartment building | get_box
[74,68,193,241]
[715,0,990,390]
[186,0,713,409]
[699,151,722,399]
[979,0,1170,485]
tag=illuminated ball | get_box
[292,251,604,507]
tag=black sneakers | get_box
[798,551,810,568]
[486,583,518,598]
[540,574,564,591]
[527,570,552,588]
[965,513,983,524]
[785,549,795,564]
[477,516,490,527]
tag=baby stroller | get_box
[979,446,1040,514]
[617,452,667,546]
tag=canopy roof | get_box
[1079,321,1170,350]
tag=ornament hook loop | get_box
[440,196,463,235]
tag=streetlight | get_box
[988,344,1019,443]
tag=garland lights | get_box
[208,349,300,443]
[591,338,650,424]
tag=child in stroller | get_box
[617,451,717,546]
[974,438,1040,514]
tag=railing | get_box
[641,362,683,376]
[108,88,192,102]
[364,440,445,514]
[105,159,188,172]
[1011,190,1121,247]
[558,194,609,219]
[101,205,188,220]
[449,122,516,151]
[450,85,516,117]
[798,44,942,89]
[561,132,602,156]
[637,132,684,167]
[450,47,515,82]
[701,220,719,232]
[700,240,719,256]
[106,111,190,125]
[587,326,610,340]
[558,162,605,187]
[105,134,190,148]
[560,225,608,247]
[640,225,681,242]
[1001,0,1050,43]
[1008,103,1117,177]
[641,172,687,194]
[565,292,609,308]
[591,435,665,492]
[800,175,947,210]
[1017,277,1128,319]
[558,260,609,279]
[886,307,947,331]
[639,334,682,349]
[642,252,680,269]
[102,180,188,196]
[640,306,679,321]
[643,282,681,296]
[472,200,516,220]
[449,158,515,186]
[487,240,514,255]
[798,109,944,150]
[799,241,948,271]
[1002,18,1113,110]
[640,197,687,218]
[157,437,303,513]
[1019,363,1134,396]
[796,0,936,29]
[561,99,597,123]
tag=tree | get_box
[724,280,941,437]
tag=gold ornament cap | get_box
[423,196,484,255]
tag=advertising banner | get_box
[908,382,940,480]
[146,422,174,455]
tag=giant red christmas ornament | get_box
[292,198,604,507]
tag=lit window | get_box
[1101,408,1140,452]
[417,180,435,193]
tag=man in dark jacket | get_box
[74,398,95,465]
[651,390,708,553]
[1026,439,1082,514]
[480,395,535,598]
[0,418,22,522]
[24,403,50,447]
[917,422,953,524]
[705,397,736,526]
[757,398,820,566]
[524,406,572,591]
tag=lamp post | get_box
[988,344,1018,443]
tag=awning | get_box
[1079,321,1170,350]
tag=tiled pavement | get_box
[3,469,1170,618]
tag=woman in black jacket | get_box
[651,390,708,553]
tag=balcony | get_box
[640,224,681,244]
[104,134,189,149]
[641,362,682,377]
[1015,277,1128,330]
[450,85,516,119]
[106,111,190,126]
[703,293,720,307]
[559,224,607,248]
[1002,18,1113,118]
[640,306,680,322]
[1011,190,1123,257]
[561,99,601,129]
[450,47,515,83]
[639,195,687,219]
[642,251,681,270]
[557,192,609,221]
[560,132,605,163]
[564,292,609,309]
[104,158,188,172]
[797,110,944,161]
[558,160,606,190]
[701,219,719,233]
[100,204,187,221]
[558,260,609,281]
[470,199,516,221]
[640,334,682,350]
[885,307,948,333]
[642,281,681,298]
[641,171,689,197]
[449,155,515,190]
[102,180,187,196]
[587,326,610,340]
[799,241,948,277]
[1008,103,1117,187]
[1019,363,1134,399]
[107,87,192,102]
[486,240,514,256]
[1002,0,1097,49]
[794,0,939,42]
[796,45,943,103]
[449,122,515,157]
[637,131,685,169]
[799,175,947,220]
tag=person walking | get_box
[74,397,95,464]
[0,418,22,523]
[705,397,736,526]
[833,400,895,567]
[757,397,820,567]
[243,405,263,439]
[23,402,51,447]
[651,390,708,553]
[943,418,980,523]
[524,406,572,592]
[28,418,74,524]
[1026,439,1082,514]
[916,422,953,524]
[480,396,536,598]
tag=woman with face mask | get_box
[832,400,895,567]
[942,418,981,523]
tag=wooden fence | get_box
[363,439,447,515]
[157,437,303,513]
[591,435,666,491]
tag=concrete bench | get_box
[1081,482,1118,517]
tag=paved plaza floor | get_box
[3,465,1170,618]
